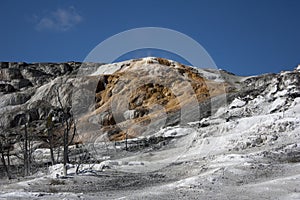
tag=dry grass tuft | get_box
[155,58,171,66]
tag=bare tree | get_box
[75,148,90,175]
[0,132,12,179]
[46,114,55,165]
[55,83,76,177]
[23,123,30,176]
[125,131,128,151]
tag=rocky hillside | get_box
[0,58,231,150]
[1,58,300,199]
[75,57,233,142]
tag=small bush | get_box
[49,187,58,193]
[50,179,65,185]
[155,58,171,66]
[287,156,300,163]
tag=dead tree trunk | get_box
[6,148,10,167]
[125,131,128,151]
[63,125,69,176]
[23,123,30,176]
[55,84,75,177]
[0,127,13,179]
[0,142,11,179]
[49,130,55,165]
[46,115,55,165]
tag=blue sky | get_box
[0,0,300,75]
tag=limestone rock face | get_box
[0,62,82,139]
[0,68,23,80]
[77,58,229,141]
[5,57,300,148]
[0,58,228,146]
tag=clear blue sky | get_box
[1,0,299,75]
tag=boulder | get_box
[123,109,149,120]
[0,92,32,107]
[0,68,23,80]
[37,63,73,76]
[0,83,16,93]
[229,98,246,109]
[0,62,9,69]
[10,79,33,89]
[89,111,116,126]
[123,110,136,120]
[8,62,27,68]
